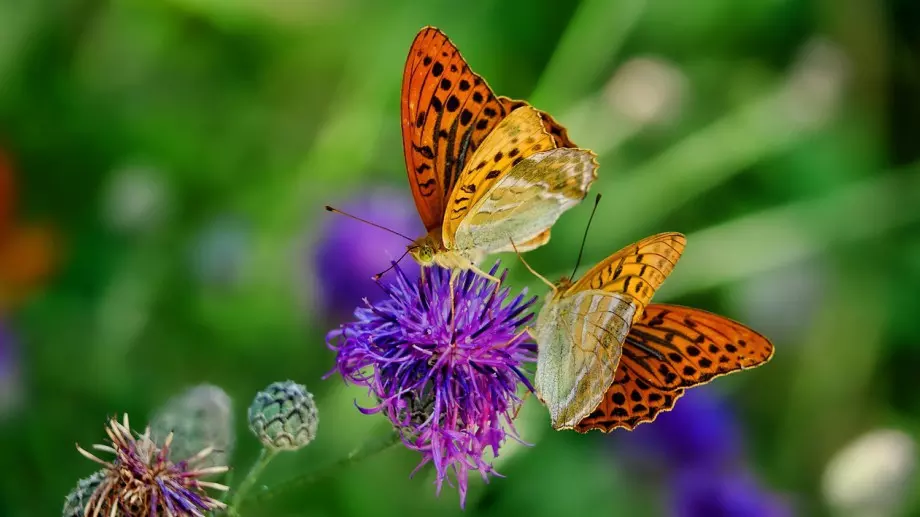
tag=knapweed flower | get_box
[671,467,793,517]
[75,414,228,516]
[326,262,537,507]
[311,187,423,318]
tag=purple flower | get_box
[617,388,742,471]
[312,188,423,318]
[0,319,21,418]
[326,262,537,507]
[671,467,793,517]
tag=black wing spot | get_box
[725,344,738,353]
[512,157,523,166]
[475,119,489,130]
[440,78,452,90]
[432,62,444,77]
[460,109,473,125]
[446,95,460,112]
[483,107,497,118]
[685,345,701,357]
[699,358,713,369]
[423,56,432,66]
[485,170,501,179]
[612,392,627,405]
[415,113,425,128]
[494,152,503,162]
[473,92,484,103]
[459,79,471,91]
[431,97,443,113]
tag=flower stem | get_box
[229,448,277,515]
[247,431,402,506]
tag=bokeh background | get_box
[2,0,919,515]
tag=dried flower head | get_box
[327,262,537,507]
[75,414,228,516]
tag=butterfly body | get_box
[401,27,597,280]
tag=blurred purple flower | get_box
[617,388,742,471]
[326,262,536,507]
[671,467,793,517]
[313,188,423,318]
[0,319,21,418]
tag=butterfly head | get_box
[408,234,438,266]
[550,276,574,299]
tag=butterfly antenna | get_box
[509,238,555,292]
[325,206,415,242]
[570,193,602,280]
[372,247,414,281]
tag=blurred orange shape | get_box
[0,224,58,309]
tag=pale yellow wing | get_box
[571,232,686,321]
[445,147,597,253]
[441,105,555,244]
[533,290,639,430]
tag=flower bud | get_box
[248,381,318,451]
[62,471,105,517]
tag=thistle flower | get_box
[326,262,537,507]
[75,414,228,516]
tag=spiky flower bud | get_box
[62,471,105,517]
[248,380,318,451]
[150,384,235,469]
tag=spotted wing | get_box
[534,290,638,430]
[401,27,581,232]
[572,303,774,433]
[574,363,685,433]
[441,106,595,252]
[402,27,521,231]
[619,304,775,390]
[571,233,686,322]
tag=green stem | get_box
[229,448,277,515]
[247,431,402,506]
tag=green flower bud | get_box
[248,381,318,451]
[150,384,234,469]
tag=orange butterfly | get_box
[527,232,773,432]
[400,27,597,281]
[0,150,56,311]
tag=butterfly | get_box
[0,150,56,311]
[401,27,598,282]
[529,232,774,432]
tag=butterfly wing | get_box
[573,304,774,432]
[401,27,580,233]
[402,27,521,231]
[534,289,638,430]
[441,105,597,253]
[571,232,686,322]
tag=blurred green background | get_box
[2,0,920,515]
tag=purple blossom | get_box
[671,467,793,517]
[617,388,743,471]
[312,188,423,318]
[326,262,537,507]
[0,319,21,418]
